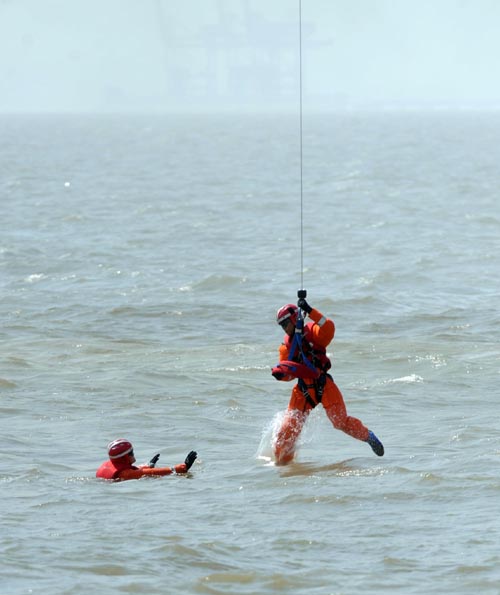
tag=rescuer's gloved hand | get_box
[298,298,312,314]
[184,451,197,470]
[149,453,160,468]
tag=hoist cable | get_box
[298,0,304,293]
[297,0,308,307]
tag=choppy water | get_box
[1,110,500,594]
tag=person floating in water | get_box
[271,296,384,465]
[96,438,197,481]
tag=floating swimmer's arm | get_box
[117,451,198,480]
[118,466,175,480]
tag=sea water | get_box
[1,110,499,594]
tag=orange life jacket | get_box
[96,459,130,480]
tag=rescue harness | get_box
[279,307,333,411]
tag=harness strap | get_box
[288,313,318,376]
[298,379,318,410]
[298,373,329,411]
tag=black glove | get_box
[298,298,312,314]
[148,453,160,468]
[184,450,197,470]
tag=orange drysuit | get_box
[273,307,370,465]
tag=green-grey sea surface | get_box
[1,111,499,595]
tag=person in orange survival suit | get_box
[271,297,384,465]
[96,438,197,481]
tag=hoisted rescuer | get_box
[272,292,384,465]
[96,438,197,481]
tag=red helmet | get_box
[276,303,298,326]
[107,438,134,460]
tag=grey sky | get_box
[1,0,499,113]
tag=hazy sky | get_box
[1,0,500,113]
